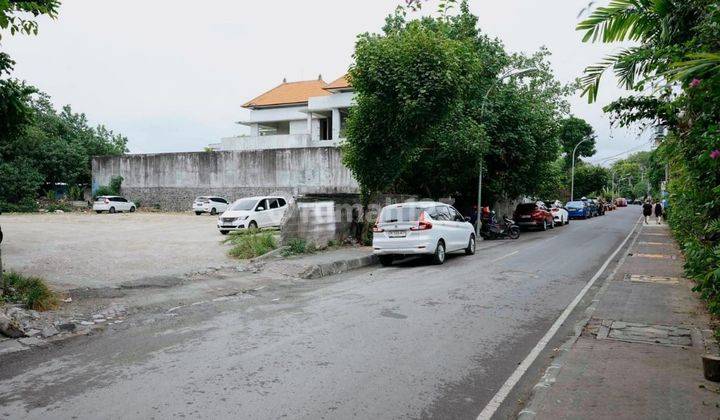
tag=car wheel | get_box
[564,217,569,225]
[549,219,555,229]
[195,211,202,215]
[509,226,520,239]
[465,235,476,255]
[95,210,102,214]
[541,220,547,231]
[378,255,394,267]
[431,240,446,265]
[109,207,116,214]
[129,206,136,213]
[210,208,217,215]
[248,221,258,230]
[219,230,229,235]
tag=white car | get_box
[217,196,288,234]
[549,205,569,225]
[372,202,475,266]
[193,196,229,215]
[93,196,136,214]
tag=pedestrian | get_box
[642,199,653,224]
[654,200,664,224]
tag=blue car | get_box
[566,201,590,219]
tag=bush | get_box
[225,231,277,259]
[1,272,58,311]
[45,203,73,212]
[94,175,124,198]
[0,198,38,213]
[68,185,83,201]
[282,238,317,256]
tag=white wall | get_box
[289,119,307,135]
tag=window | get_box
[113,197,126,202]
[231,199,258,211]
[380,206,424,223]
[269,199,279,209]
[435,206,452,221]
[278,198,286,207]
[255,200,268,211]
[449,207,464,222]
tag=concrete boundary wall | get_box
[92,148,359,211]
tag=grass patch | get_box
[224,230,277,259]
[1,272,58,311]
[282,238,317,257]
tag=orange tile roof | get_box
[325,74,352,90]
[242,79,330,108]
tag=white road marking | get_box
[491,251,519,263]
[476,217,641,420]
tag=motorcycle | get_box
[479,215,520,240]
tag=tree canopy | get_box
[344,1,571,207]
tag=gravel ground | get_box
[0,212,234,290]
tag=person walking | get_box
[642,200,653,224]
[654,200,664,224]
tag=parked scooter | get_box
[480,212,520,240]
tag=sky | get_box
[3,0,653,164]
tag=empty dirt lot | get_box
[0,212,234,290]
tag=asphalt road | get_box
[0,208,640,419]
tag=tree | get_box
[572,163,610,199]
[558,116,596,167]
[344,2,569,210]
[0,1,60,74]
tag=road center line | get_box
[476,216,642,420]
[490,250,519,263]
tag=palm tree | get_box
[576,0,700,102]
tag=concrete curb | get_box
[249,246,289,263]
[299,254,378,279]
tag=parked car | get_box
[217,196,288,234]
[549,204,569,225]
[565,201,590,219]
[372,202,475,266]
[581,197,598,217]
[615,197,628,207]
[193,196,229,215]
[513,202,555,230]
[93,196,136,213]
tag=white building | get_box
[211,74,354,151]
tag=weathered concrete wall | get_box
[280,194,417,247]
[92,148,359,211]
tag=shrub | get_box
[94,175,124,198]
[282,238,317,256]
[1,272,58,311]
[225,231,277,259]
[0,198,38,213]
[45,203,73,212]
[68,185,83,201]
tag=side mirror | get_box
[257,207,264,211]
[464,216,471,222]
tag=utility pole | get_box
[476,67,538,236]
[570,138,591,202]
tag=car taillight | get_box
[551,208,558,212]
[410,212,432,231]
[372,215,383,233]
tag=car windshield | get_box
[566,201,584,208]
[380,206,425,223]
[231,198,258,211]
[195,196,209,202]
[516,204,537,213]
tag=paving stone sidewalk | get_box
[521,221,720,419]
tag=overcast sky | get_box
[4,0,652,163]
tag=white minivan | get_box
[193,196,229,215]
[217,196,288,234]
[93,196,136,214]
[372,202,475,266]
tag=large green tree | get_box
[345,1,568,209]
[558,116,596,167]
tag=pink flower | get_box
[710,149,720,159]
[690,78,702,88]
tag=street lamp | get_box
[476,67,538,236]
[570,138,591,202]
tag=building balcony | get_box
[217,134,342,151]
